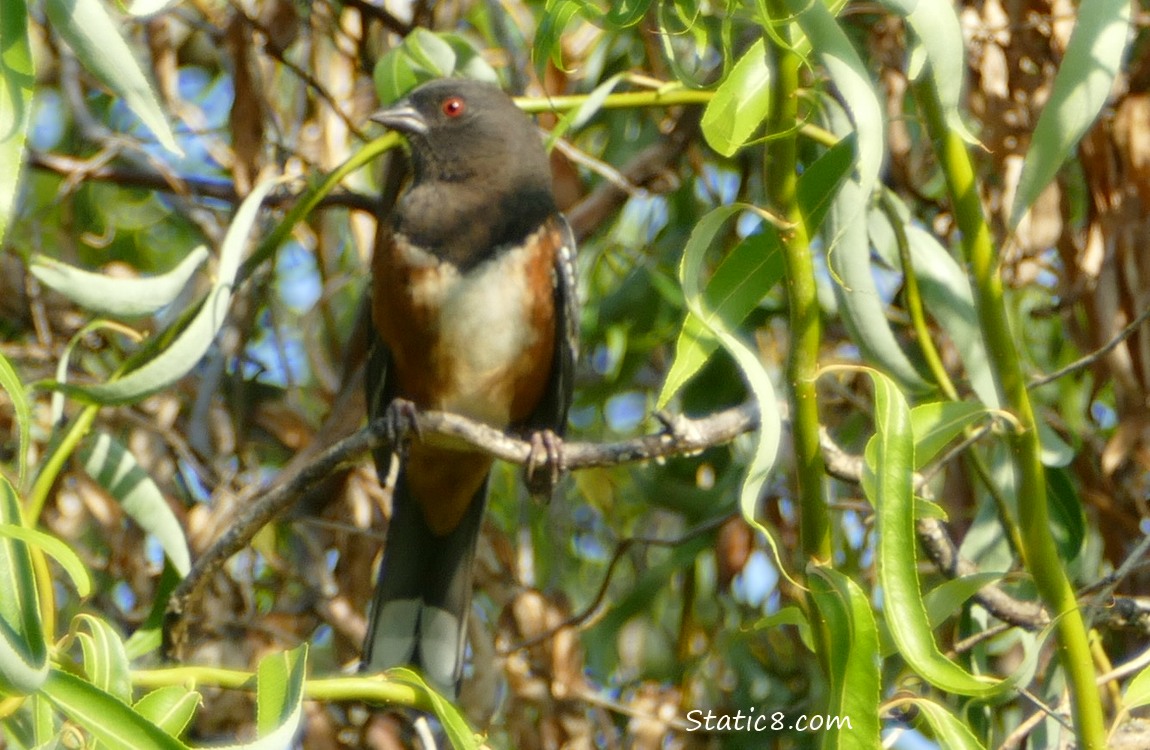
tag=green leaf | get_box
[787,0,884,219]
[860,368,1006,698]
[0,479,48,695]
[134,686,201,739]
[1123,663,1150,710]
[828,175,933,394]
[0,522,92,597]
[910,400,989,469]
[0,349,31,489]
[546,73,625,150]
[904,697,988,750]
[923,572,1003,628]
[1008,0,1131,227]
[796,133,856,237]
[45,176,277,405]
[604,0,651,28]
[71,614,132,703]
[0,0,33,246]
[534,0,595,78]
[29,246,209,320]
[881,0,977,143]
[807,566,882,749]
[77,431,190,576]
[659,229,784,407]
[871,207,999,407]
[1046,466,1086,563]
[752,605,814,652]
[252,645,307,743]
[372,31,500,106]
[40,669,189,750]
[384,668,479,750]
[44,0,181,154]
[701,38,772,157]
[677,205,788,583]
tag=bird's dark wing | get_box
[523,213,579,435]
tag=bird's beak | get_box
[369,100,429,136]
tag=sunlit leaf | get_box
[660,229,784,408]
[1009,0,1131,227]
[903,697,988,750]
[701,38,772,157]
[0,479,48,696]
[29,246,209,320]
[77,431,190,576]
[254,645,307,741]
[44,0,181,154]
[797,133,856,237]
[0,349,31,488]
[72,613,132,703]
[384,667,479,750]
[0,0,33,246]
[860,368,1007,697]
[45,177,277,404]
[41,669,189,750]
[134,686,201,739]
[808,565,882,748]
[910,400,989,469]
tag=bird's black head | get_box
[371,78,552,190]
[369,78,558,265]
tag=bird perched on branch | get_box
[362,77,579,695]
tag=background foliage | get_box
[1,0,1150,747]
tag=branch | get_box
[163,402,757,658]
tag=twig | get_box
[1030,303,1150,388]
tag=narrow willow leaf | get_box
[546,73,625,150]
[255,644,307,738]
[678,205,788,583]
[923,572,1003,628]
[385,667,479,750]
[0,523,92,597]
[828,176,932,394]
[1046,466,1086,563]
[44,0,181,154]
[77,431,191,576]
[860,368,1006,697]
[604,0,651,28]
[0,349,31,488]
[881,0,977,143]
[808,566,882,749]
[0,479,48,695]
[659,230,784,408]
[0,0,33,246]
[29,246,208,319]
[401,27,456,76]
[870,208,998,407]
[904,698,988,750]
[786,0,884,218]
[534,0,592,78]
[1123,663,1150,710]
[796,133,856,237]
[910,400,989,470]
[752,606,814,652]
[134,686,201,739]
[41,669,189,750]
[701,38,771,157]
[1008,0,1131,227]
[50,176,277,405]
[72,614,131,703]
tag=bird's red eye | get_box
[442,96,466,118]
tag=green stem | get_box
[765,3,830,564]
[913,78,1105,749]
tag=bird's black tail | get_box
[362,469,488,696]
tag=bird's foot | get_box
[374,398,421,452]
[525,429,566,500]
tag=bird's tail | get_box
[362,469,488,696]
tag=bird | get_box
[361,77,579,696]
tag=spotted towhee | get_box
[362,78,578,695]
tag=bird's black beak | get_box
[369,100,429,136]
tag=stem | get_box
[913,79,1105,749]
[765,2,830,563]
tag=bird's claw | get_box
[526,429,566,500]
[377,398,421,451]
